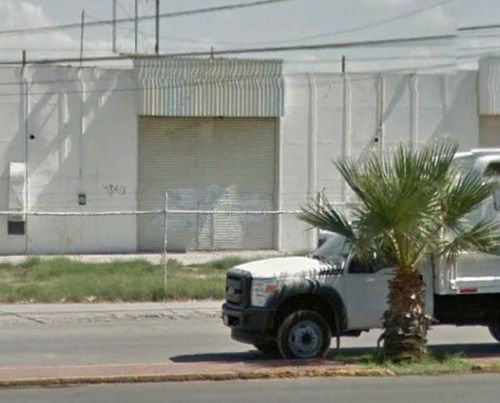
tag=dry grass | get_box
[0,256,251,302]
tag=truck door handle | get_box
[366,278,375,283]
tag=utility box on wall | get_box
[8,162,26,235]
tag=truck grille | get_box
[225,270,251,308]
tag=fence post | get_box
[162,191,168,298]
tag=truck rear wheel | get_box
[277,310,331,359]
[488,324,500,342]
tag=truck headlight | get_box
[251,278,278,307]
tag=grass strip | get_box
[0,256,254,303]
[332,349,478,375]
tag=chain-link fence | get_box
[0,189,356,296]
[0,206,306,295]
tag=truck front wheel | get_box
[277,310,331,359]
[488,324,500,342]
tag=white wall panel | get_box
[22,66,138,254]
[280,70,480,252]
[0,67,27,253]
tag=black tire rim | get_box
[288,319,323,358]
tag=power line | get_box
[459,24,500,32]
[200,0,460,46]
[0,51,465,87]
[104,0,459,48]
[0,0,297,37]
[0,34,455,66]
[281,0,458,43]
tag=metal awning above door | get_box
[134,57,284,117]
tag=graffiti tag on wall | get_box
[103,185,126,197]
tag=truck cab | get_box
[223,233,430,359]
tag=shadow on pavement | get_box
[170,350,263,363]
[171,343,500,364]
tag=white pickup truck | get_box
[222,149,500,359]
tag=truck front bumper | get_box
[222,303,277,346]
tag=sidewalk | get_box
[1,346,499,388]
[0,300,223,324]
[0,250,283,266]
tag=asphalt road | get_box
[2,374,500,403]
[1,316,500,367]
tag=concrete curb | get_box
[2,361,500,388]
[472,362,500,372]
[0,367,395,388]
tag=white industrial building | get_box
[0,56,499,255]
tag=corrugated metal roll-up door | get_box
[480,116,500,147]
[138,116,277,251]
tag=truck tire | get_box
[277,310,331,359]
[488,324,500,342]
[254,342,280,358]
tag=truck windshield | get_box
[312,234,350,262]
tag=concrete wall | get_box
[0,63,483,254]
[0,66,137,254]
[279,71,479,251]
[0,67,26,254]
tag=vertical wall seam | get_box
[276,117,283,251]
[20,66,29,253]
[409,73,419,148]
[341,73,352,207]
[307,74,318,248]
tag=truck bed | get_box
[453,253,500,294]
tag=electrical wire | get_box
[0,49,464,87]
[0,0,297,37]
[0,33,456,66]
[459,23,500,32]
[0,0,479,71]
[12,0,459,48]
[176,0,462,46]
[96,0,460,48]
[5,0,459,54]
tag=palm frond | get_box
[337,144,445,246]
[441,219,500,261]
[299,194,356,241]
[440,171,495,228]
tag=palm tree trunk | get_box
[381,268,428,361]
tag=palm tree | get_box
[300,141,500,361]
